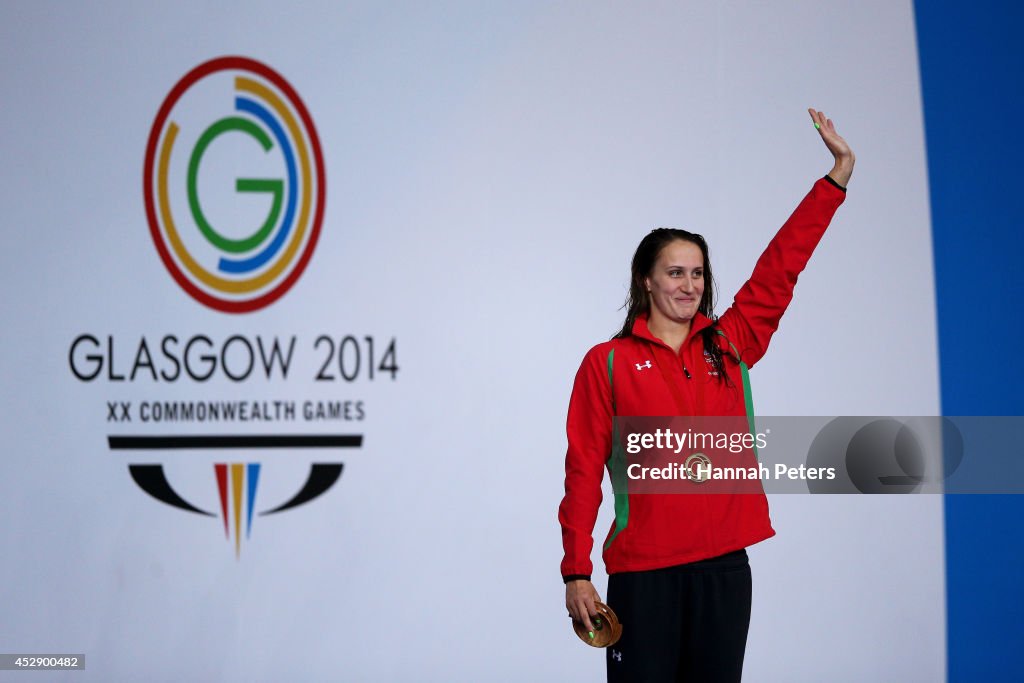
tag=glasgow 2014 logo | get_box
[114,57,366,559]
[143,56,325,313]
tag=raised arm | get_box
[716,109,854,366]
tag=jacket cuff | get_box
[823,174,847,192]
[563,574,591,584]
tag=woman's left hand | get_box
[808,108,855,187]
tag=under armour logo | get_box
[635,360,652,371]
[611,650,623,662]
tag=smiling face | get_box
[644,239,705,326]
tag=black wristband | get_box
[563,574,591,584]
[824,174,847,192]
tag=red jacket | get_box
[559,177,847,579]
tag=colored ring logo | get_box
[143,56,325,313]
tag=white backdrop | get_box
[0,2,943,681]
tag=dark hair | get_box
[614,228,730,382]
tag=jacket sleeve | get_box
[558,345,613,581]
[716,176,846,367]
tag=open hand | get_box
[808,108,855,187]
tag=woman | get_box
[559,109,854,682]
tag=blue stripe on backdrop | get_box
[913,1,1024,680]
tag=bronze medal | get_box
[685,452,712,483]
[573,602,623,648]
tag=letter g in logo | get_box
[143,56,326,313]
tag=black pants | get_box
[606,549,752,683]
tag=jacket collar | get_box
[631,311,714,350]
